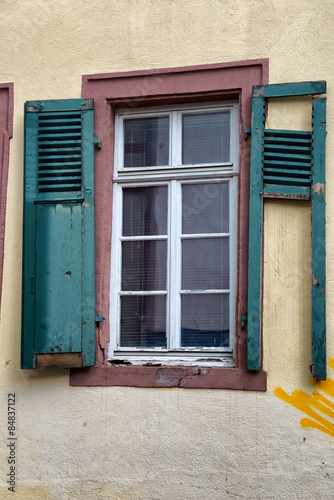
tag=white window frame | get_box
[109,102,239,366]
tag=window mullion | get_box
[171,111,179,167]
[109,183,122,356]
[168,179,180,350]
[168,111,180,350]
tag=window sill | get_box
[70,365,267,390]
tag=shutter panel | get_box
[311,97,326,381]
[21,99,95,369]
[247,82,326,380]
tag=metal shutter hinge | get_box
[244,128,251,140]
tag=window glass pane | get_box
[182,111,230,164]
[123,186,168,236]
[181,294,229,347]
[182,238,229,290]
[120,296,166,347]
[124,116,169,168]
[122,240,167,291]
[182,182,229,234]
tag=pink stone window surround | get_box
[0,83,14,311]
[70,59,268,390]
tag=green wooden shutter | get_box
[21,99,95,369]
[247,82,326,380]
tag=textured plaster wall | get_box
[1,1,334,499]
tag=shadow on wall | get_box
[274,358,334,439]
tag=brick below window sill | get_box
[70,365,267,390]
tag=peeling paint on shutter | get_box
[247,82,326,380]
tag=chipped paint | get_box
[263,192,310,200]
[253,86,265,97]
[312,182,325,197]
[81,98,94,110]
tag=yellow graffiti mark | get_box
[311,377,334,398]
[300,418,334,439]
[274,357,334,439]
[312,391,334,411]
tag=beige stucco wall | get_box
[1,1,334,498]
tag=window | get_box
[110,103,238,365]
[21,65,323,387]
[70,59,269,389]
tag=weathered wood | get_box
[247,95,265,370]
[35,204,82,353]
[22,99,95,369]
[263,184,310,197]
[253,81,326,98]
[247,82,327,379]
[21,108,38,369]
[311,97,326,381]
[26,98,93,113]
[36,353,84,368]
[262,190,310,201]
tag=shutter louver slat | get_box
[37,111,82,194]
[263,130,312,191]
